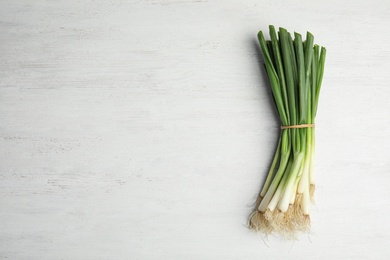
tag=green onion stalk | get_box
[248,26,326,237]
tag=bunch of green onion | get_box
[249,25,326,236]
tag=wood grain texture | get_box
[1,0,390,259]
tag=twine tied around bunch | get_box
[280,124,315,130]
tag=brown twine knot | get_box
[280,124,315,129]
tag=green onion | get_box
[249,26,326,237]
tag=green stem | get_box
[260,138,281,197]
[277,152,304,212]
[258,131,291,212]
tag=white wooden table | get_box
[1,0,390,259]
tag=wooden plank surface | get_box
[1,0,390,259]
